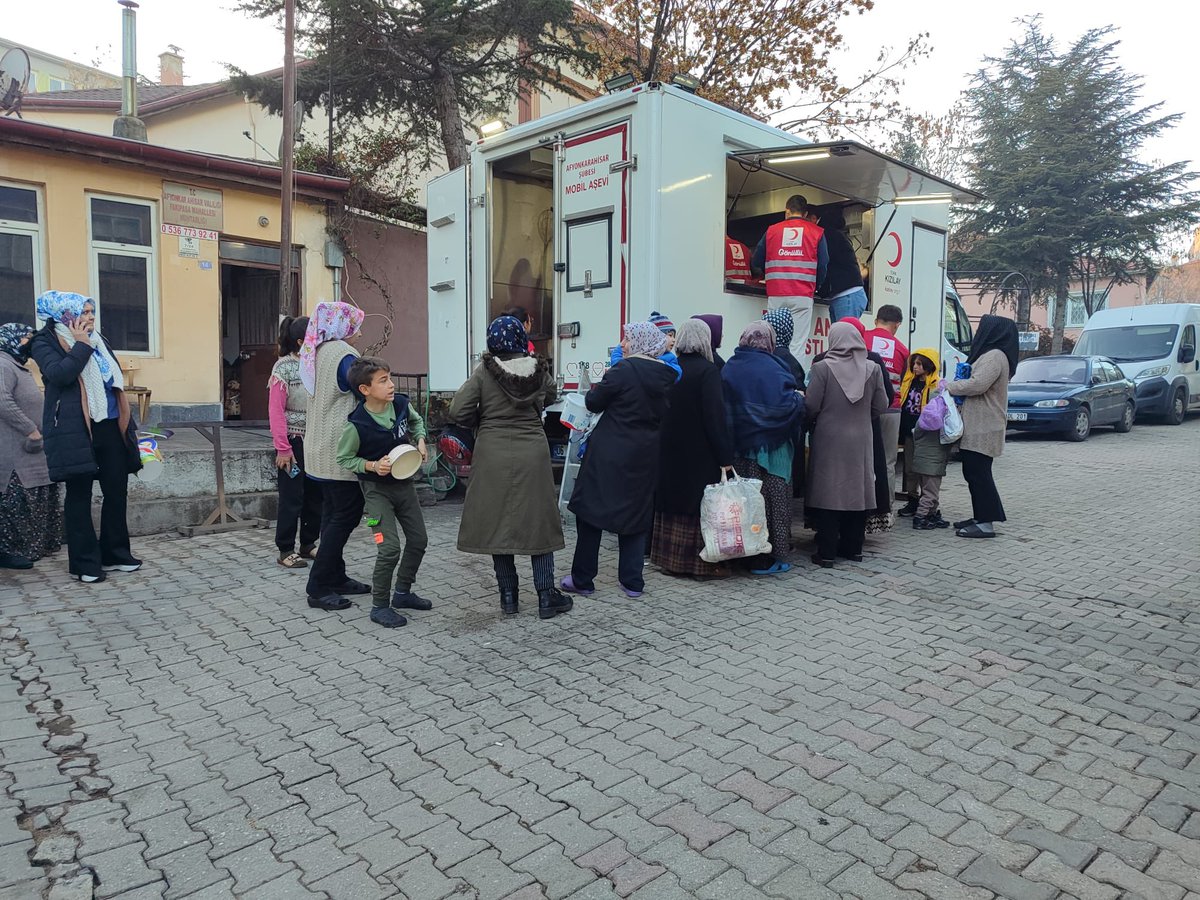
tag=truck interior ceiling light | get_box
[480,120,505,136]
[670,73,700,93]
[604,73,636,93]
[768,149,831,164]
[894,193,954,205]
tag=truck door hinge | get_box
[470,195,486,208]
[610,156,637,173]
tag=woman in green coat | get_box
[449,316,573,620]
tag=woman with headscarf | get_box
[691,314,725,369]
[563,321,677,598]
[944,314,1019,538]
[721,322,805,575]
[651,319,734,578]
[0,323,63,570]
[762,308,806,386]
[450,315,572,619]
[269,315,322,569]
[299,300,371,611]
[806,322,889,566]
[817,316,896,534]
[28,292,142,583]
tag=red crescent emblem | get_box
[887,232,902,268]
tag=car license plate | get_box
[1007,412,1028,422]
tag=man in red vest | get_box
[864,303,910,507]
[724,235,754,286]
[751,195,828,360]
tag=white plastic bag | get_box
[940,388,964,444]
[699,469,772,563]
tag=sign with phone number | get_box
[160,223,218,242]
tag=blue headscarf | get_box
[0,323,33,364]
[36,290,91,325]
[487,315,528,356]
[762,308,794,350]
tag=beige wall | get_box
[958,278,1149,337]
[0,143,336,409]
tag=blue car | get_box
[1005,355,1136,442]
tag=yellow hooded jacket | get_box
[899,347,940,413]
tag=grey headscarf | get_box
[673,319,713,363]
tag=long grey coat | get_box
[450,353,565,556]
[805,359,889,511]
[945,349,1009,458]
[0,354,51,489]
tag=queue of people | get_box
[2,287,1019,624]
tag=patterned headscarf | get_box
[35,290,121,422]
[35,290,90,326]
[673,319,713,363]
[0,323,33,364]
[624,321,667,358]
[299,301,364,394]
[762,308,793,350]
[486,315,529,356]
[738,322,776,353]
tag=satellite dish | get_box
[0,47,31,118]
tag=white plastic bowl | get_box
[388,444,422,480]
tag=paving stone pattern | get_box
[2,421,1200,899]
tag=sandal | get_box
[751,560,791,576]
[298,544,318,560]
[277,553,308,569]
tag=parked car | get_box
[1073,303,1200,424]
[1006,355,1136,442]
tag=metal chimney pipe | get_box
[114,0,147,141]
[119,0,139,117]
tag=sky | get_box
[5,0,1195,173]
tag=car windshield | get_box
[1075,324,1179,363]
[1013,358,1087,385]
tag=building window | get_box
[88,195,158,354]
[1049,290,1107,330]
[47,77,71,92]
[0,182,45,326]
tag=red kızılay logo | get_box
[886,232,903,268]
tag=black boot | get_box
[897,498,920,518]
[500,587,519,616]
[538,587,573,620]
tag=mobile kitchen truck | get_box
[426,80,980,394]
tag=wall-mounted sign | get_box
[179,236,200,258]
[161,223,218,242]
[163,182,223,232]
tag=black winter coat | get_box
[820,228,865,298]
[29,321,141,482]
[656,353,733,516]
[569,356,676,534]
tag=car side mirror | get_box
[1181,346,1197,365]
[1091,374,1103,385]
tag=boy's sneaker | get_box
[913,515,937,530]
[370,607,408,628]
[392,590,433,611]
[896,498,920,518]
[927,510,951,529]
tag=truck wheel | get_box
[1065,406,1091,442]
[1114,401,1135,433]
[1166,388,1187,425]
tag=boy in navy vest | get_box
[336,357,431,627]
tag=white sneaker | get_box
[102,563,142,573]
[78,573,106,583]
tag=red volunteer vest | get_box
[724,236,753,284]
[865,327,910,408]
[763,218,824,299]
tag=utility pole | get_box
[279,0,296,315]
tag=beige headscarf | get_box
[673,319,713,363]
[823,321,869,403]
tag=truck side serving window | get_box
[566,215,612,292]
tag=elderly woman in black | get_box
[0,323,63,569]
[28,291,142,584]
[563,321,676,598]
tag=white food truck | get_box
[426,81,980,395]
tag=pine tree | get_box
[951,18,1200,351]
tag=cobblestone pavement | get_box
[2,419,1199,900]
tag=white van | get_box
[1073,303,1200,424]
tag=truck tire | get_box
[1167,388,1187,425]
[1065,406,1091,442]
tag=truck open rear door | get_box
[427,167,471,391]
